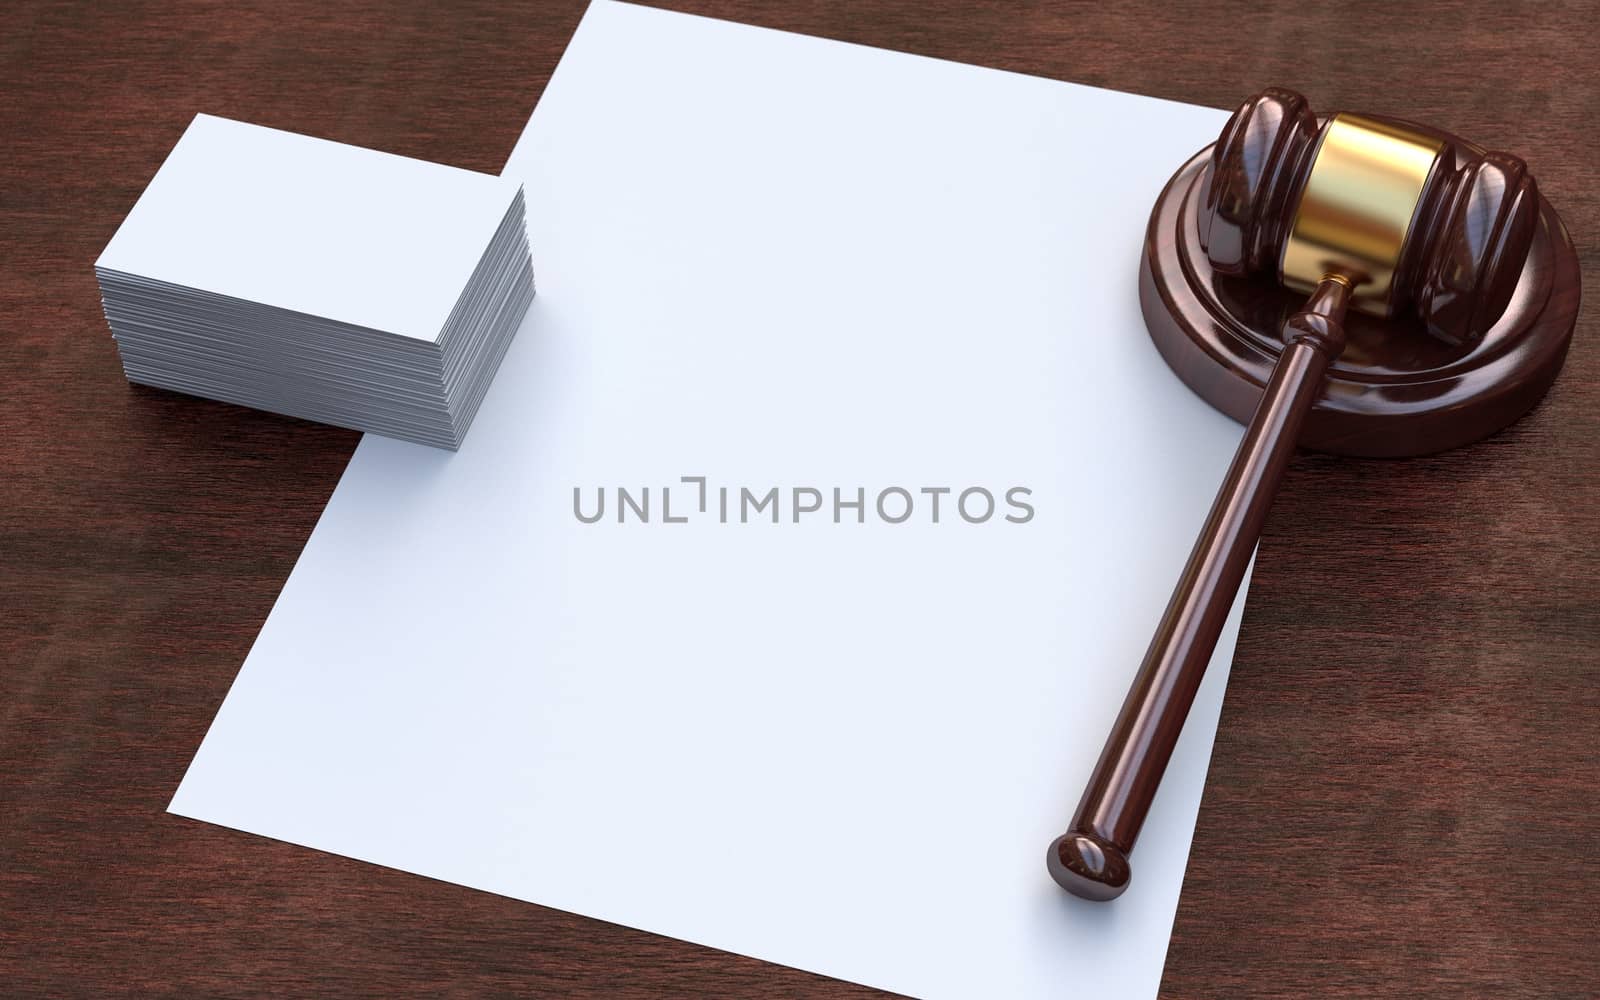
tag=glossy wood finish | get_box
[3,2,1598,997]
[1070,97,1582,900]
[1201,88,1542,345]
[1052,276,1354,900]
[1145,149,1579,456]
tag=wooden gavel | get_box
[1047,88,1551,901]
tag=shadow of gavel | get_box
[1047,88,1550,901]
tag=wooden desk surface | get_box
[3,2,1596,995]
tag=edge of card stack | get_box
[95,116,535,451]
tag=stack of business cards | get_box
[95,114,535,450]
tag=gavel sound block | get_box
[1047,88,1580,901]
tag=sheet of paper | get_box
[170,4,1247,997]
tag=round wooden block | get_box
[1140,148,1581,457]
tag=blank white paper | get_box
[97,114,523,343]
[170,4,1248,997]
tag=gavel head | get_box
[1198,87,1539,345]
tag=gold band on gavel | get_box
[1280,113,1444,316]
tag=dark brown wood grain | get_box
[2,2,1596,997]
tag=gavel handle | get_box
[1048,275,1353,900]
